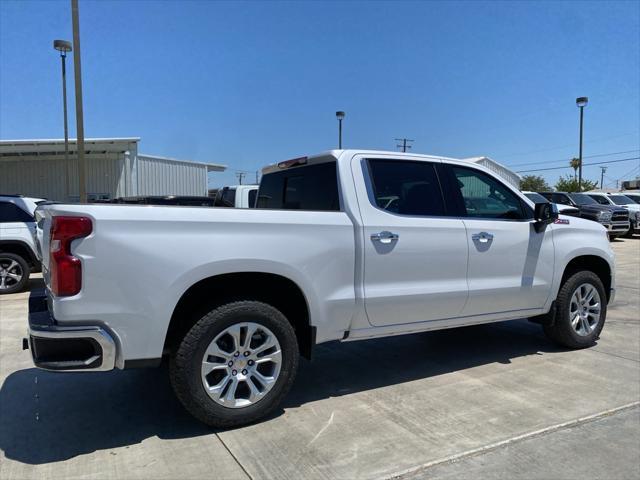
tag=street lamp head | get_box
[53,39,72,54]
[576,97,588,107]
[335,111,345,120]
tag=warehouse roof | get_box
[0,138,226,171]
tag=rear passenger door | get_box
[354,157,469,327]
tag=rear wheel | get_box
[0,253,29,295]
[543,271,607,349]
[170,300,299,428]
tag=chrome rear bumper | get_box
[26,290,116,372]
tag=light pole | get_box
[71,0,87,203]
[54,40,72,201]
[576,96,588,191]
[336,111,345,149]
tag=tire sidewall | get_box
[171,301,299,427]
[554,271,607,347]
[0,253,29,295]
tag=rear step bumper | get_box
[26,289,116,372]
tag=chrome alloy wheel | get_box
[0,259,23,291]
[201,322,282,408]
[570,283,601,336]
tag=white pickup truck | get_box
[27,150,615,427]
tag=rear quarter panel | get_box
[42,205,355,366]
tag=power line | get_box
[498,132,639,159]
[505,149,640,168]
[516,156,640,173]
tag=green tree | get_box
[555,175,598,192]
[519,175,550,192]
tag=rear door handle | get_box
[471,232,494,243]
[371,231,399,244]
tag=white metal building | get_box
[463,156,521,188]
[0,138,226,201]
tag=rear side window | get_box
[589,195,611,205]
[0,202,34,223]
[451,166,527,220]
[248,189,257,208]
[215,188,236,207]
[551,193,571,205]
[257,162,339,211]
[367,159,445,216]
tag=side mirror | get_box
[534,202,558,232]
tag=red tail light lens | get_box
[50,216,93,296]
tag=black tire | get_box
[0,253,30,295]
[623,228,634,238]
[543,270,607,349]
[170,300,299,428]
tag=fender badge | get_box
[554,219,570,224]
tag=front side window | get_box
[569,193,598,206]
[0,202,34,223]
[588,195,611,205]
[451,166,527,220]
[524,192,549,203]
[609,195,633,205]
[367,159,445,216]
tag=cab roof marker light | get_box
[277,157,308,169]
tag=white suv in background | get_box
[0,195,44,294]
[586,191,640,237]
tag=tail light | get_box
[50,216,93,296]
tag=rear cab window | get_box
[257,162,340,211]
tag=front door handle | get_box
[371,231,399,244]
[471,232,494,243]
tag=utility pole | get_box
[235,171,246,185]
[255,170,260,184]
[599,166,607,189]
[395,138,414,152]
[71,0,87,203]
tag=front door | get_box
[446,165,555,316]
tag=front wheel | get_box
[170,300,299,428]
[543,271,607,349]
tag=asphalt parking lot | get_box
[1,239,638,480]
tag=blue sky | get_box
[1,0,638,189]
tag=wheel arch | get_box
[561,254,612,301]
[164,272,315,359]
[0,240,38,269]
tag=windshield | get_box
[568,193,598,205]
[524,192,548,203]
[608,194,634,205]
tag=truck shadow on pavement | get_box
[0,319,566,465]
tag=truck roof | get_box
[261,149,463,175]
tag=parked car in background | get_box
[586,191,640,237]
[538,191,630,239]
[622,192,640,204]
[214,185,259,208]
[29,150,615,427]
[0,195,45,294]
[522,191,580,217]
